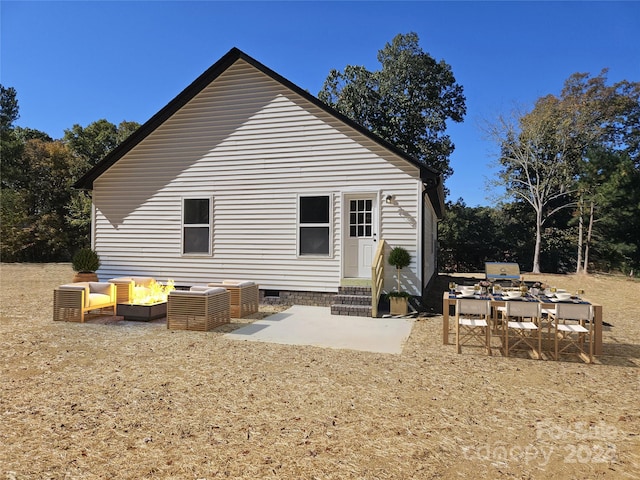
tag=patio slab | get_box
[223,305,414,354]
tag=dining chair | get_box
[502,301,542,359]
[455,299,492,355]
[551,303,594,363]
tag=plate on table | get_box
[458,292,476,298]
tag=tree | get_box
[486,100,577,273]
[1,85,23,189]
[63,119,140,244]
[1,106,141,260]
[438,199,511,272]
[318,32,466,181]
[565,73,640,273]
[487,71,640,273]
[63,119,140,173]
[1,139,75,261]
[0,85,19,130]
[577,148,640,273]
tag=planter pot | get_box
[389,297,408,316]
[73,272,98,283]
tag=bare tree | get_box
[485,99,578,273]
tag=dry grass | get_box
[1,263,639,479]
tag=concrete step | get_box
[330,304,372,317]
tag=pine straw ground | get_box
[1,263,639,480]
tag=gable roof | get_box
[74,47,444,217]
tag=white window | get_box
[298,195,332,256]
[182,197,212,255]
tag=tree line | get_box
[1,85,139,261]
[2,33,639,275]
[319,34,639,276]
[437,71,640,276]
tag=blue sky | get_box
[2,1,638,206]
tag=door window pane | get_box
[349,197,373,238]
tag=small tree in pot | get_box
[72,247,101,282]
[387,246,411,315]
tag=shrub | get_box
[71,248,100,273]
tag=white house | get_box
[75,48,444,309]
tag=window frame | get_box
[297,193,333,258]
[181,196,213,256]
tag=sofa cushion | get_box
[88,293,112,308]
[170,287,226,296]
[89,282,113,296]
[133,285,151,294]
[222,280,255,287]
[190,285,212,292]
[108,277,155,287]
[131,277,155,287]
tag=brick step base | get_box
[333,294,372,306]
[338,286,372,296]
[331,286,373,317]
[330,304,372,317]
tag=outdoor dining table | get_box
[442,291,603,355]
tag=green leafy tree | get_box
[63,119,140,179]
[318,32,466,181]
[438,200,509,272]
[1,85,23,189]
[577,148,640,273]
[1,139,75,261]
[63,119,140,244]
[1,87,141,260]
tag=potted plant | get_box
[72,247,101,282]
[387,246,411,315]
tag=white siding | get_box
[422,192,438,292]
[93,60,427,293]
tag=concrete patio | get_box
[223,305,415,354]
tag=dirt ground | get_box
[1,263,639,479]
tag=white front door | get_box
[344,194,377,278]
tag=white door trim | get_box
[341,191,380,279]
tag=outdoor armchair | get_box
[207,280,259,318]
[53,282,117,323]
[167,286,230,331]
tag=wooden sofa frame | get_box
[207,281,259,318]
[167,287,230,331]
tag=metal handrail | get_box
[371,239,386,317]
